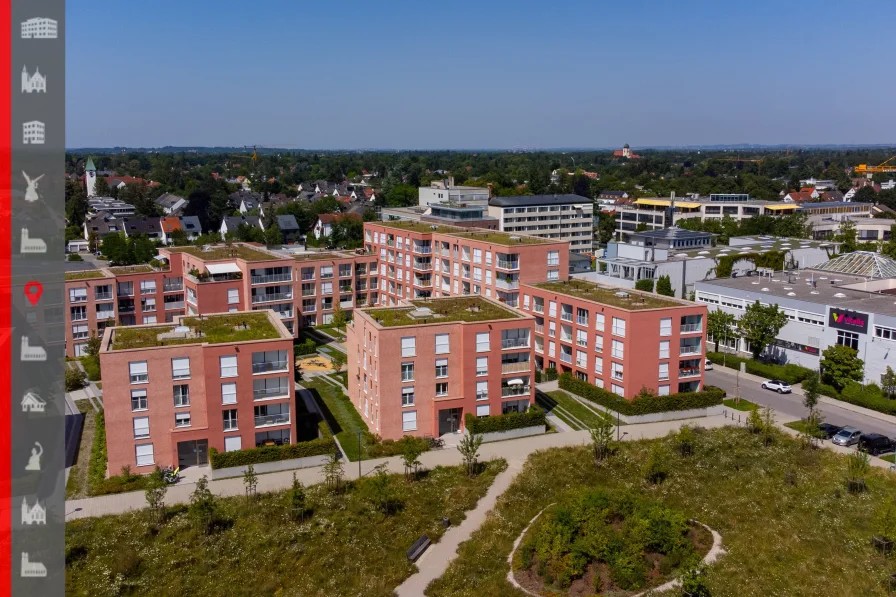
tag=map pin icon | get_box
[24,281,43,307]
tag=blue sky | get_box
[66,0,895,149]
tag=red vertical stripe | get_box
[0,1,11,593]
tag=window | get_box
[549,301,557,317]
[131,389,147,411]
[611,317,626,337]
[611,362,624,381]
[473,248,482,263]
[173,384,190,407]
[140,280,156,295]
[837,330,859,350]
[133,416,150,439]
[547,270,559,281]
[69,287,87,303]
[227,288,239,305]
[876,325,896,341]
[476,357,488,376]
[129,361,148,383]
[594,378,605,389]
[171,357,190,380]
[320,266,333,279]
[659,363,669,380]
[594,358,603,375]
[435,333,450,354]
[402,387,415,406]
[143,315,157,324]
[576,329,588,347]
[220,355,238,378]
[476,332,490,352]
[402,410,417,431]
[595,313,605,332]
[401,336,416,357]
[576,350,587,368]
[135,444,154,467]
[436,382,448,396]
[224,436,241,451]
[223,409,238,431]
[658,385,670,396]
[660,318,672,336]
[175,412,191,428]
[72,324,88,340]
[401,362,414,381]
[142,297,156,312]
[435,358,448,378]
[476,381,488,400]
[547,250,560,266]
[611,339,624,359]
[222,382,237,404]
[612,384,624,397]
[659,340,670,359]
[476,404,490,417]
[594,335,603,353]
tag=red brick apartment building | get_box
[346,296,535,440]
[521,280,708,396]
[98,311,295,473]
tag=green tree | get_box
[323,449,344,493]
[679,564,712,597]
[332,303,347,328]
[93,175,111,197]
[65,366,87,392]
[737,301,788,360]
[634,278,654,292]
[597,211,617,244]
[820,344,864,391]
[855,186,878,203]
[881,366,896,399]
[706,309,737,352]
[882,225,896,260]
[655,275,675,297]
[264,223,283,246]
[362,463,402,515]
[99,232,127,264]
[834,220,857,253]
[635,222,650,232]
[802,370,821,414]
[290,473,306,521]
[589,416,615,462]
[65,179,89,227]
[458,432,483,476]
[144,466,168,524]
[85,332,102,358]
[243,464,258,502]
[401,441,423,480]
[189,475,217,533]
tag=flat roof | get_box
[362,297,524,327]
[108,265,154,275]
[165,244,280,262]
[449,230,552,245]
[65,270,109,281]
[374,221,465,234]
[488,193,591,207]
[108,311,286,351]
[533,279,687,310]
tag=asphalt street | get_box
[705,368,896,438]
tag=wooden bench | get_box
[406,534,431,562]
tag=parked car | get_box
[761,379,792,393]
[831,426,863,447]
[704,359,713,371]
[817,423,843,439]
[859,433,896,456]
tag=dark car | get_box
[859,433,896,456]
[817,423,843,439]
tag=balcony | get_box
[94,292,113,301]
[71,312,87,322]
[95,310,115,320]
[501,337,530,349]
[413,244,432,254]
[560,353,573,364]
[681,323,702,334]
[535,324,544,334]
[276,310,293,319]
[576,316,588,326]
[679,367,701,378]
[496,259,520,271]
[501,385,531,398]
[501,361,531,374]
[413,262,433,271]
[415,278,433,288]
[118,305,136,314]
[560,312,573,322]
[252,361,288,374]
[254,412,291,427]
[495,278,520,291]
[164,301,185,311]
[163,282,183,292]
[252,292,293,304]
[301,273,315,281]
[533,304,544,314]
[340,300,353,308]
[679,345,702,356]
[251,272,292,285]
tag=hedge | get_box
[834,382,896,416]
[705,351,811,385]
[367,434,431,458]
[87,410,107,494]
[715,250,787,278]
[464,405,546,434]
[294,339,319,357]
[209,437,335,469]
[81,355,101,382]
[558,373,724,416]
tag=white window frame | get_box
[401,336,416,357]
[476,356,488,376]
[222,382,237,405]
[129,361,148,384]
[133,416,150,439]
[402,386,415,406]
[435,333,450,354]
[220,355,238,378]
[135,443,154,467]
[171,357,190,380]
[402,410,417,431]
[476,332,490,352]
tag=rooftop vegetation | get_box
[364,297,522,327]
[110,312,283,350]
[65,270,108,281]
[535,279,683,310]
[166,244,278,262]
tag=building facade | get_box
[418,178,490,208]
[487,194,594,252]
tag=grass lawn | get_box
[882,454,895,464]
[723,397,760,411]
[536,390,612,431]
[303,377,369,461]
[65,401,96,499]
[427,427,896,597]
[329,371,348,387]
[111,312,281,349]
[365,297,522,327]
[66,460,507,597]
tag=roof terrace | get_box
[533,280,686,310]
[165,244,280,262]
[108,311,285,350]
[362,297,524,327]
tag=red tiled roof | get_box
[160,217,182,233]
[786,191,815,203]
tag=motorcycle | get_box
[161,465,180,484]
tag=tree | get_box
[290,473,307,521]
[680,564,712,597]
[145,466,168,524]
[834,220,857,254]
[401,442,424,480]
[706,309,737,352]
[820,344,864,391]
[854,185,877,204]
[737,301,788,360]
[99,232,128,263]
[87,231,99,254]
[65,366,87,391]
[323,449,344,492]
[243,464,258,502]
[589,416,615,462]
[634,222,650,232]
[168,228,190,246]
[596,211,617,244]
[65,179,89,227]
[802,370,821,415]
[332,303,346,328]
[881,366,896,399]
[457,432,483,476]
[634,278,654,292]
[264,223,283,246]
[882,225,896,260]
[93,176,111,197]
[655,275,675,297]
[85,332,102,358]
[189,475,217,533]
[362,463,402,515]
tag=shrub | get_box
[543,367,559,381]
[836,381,896,416]
[209,437,335,469]
[65,367,88,391]
[705,351,812,385]
[80,355,101,382]
[635,278,654,292]
[67,253,84,261]
[464,405,546,434]
[294,339,319,357]
[87,410,108,493]
[367,435,430,458]
[559,374,723,416]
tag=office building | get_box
[487,194,594,252]
[418,177,490,208]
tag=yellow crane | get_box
[855,156,896,175]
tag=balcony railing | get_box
[71,312,87,322]
[251,272,292,285]
[302,288,316,296]
[560,312,573,322]
[164,301,185,310]
[94,292,112,301]
[501,361,531,374]
[118,305,136,314]
[413,263,433,271]
[95,310,115,320]
[495,278,520,291]
[535,324,544,334]
[301,273,315,281]
[577,316,588,326]
[501,337,530,349]
[163,282,183,292]
[252,361,288,374]
[680,323,703,333]
[340,300,353,308]
[415,279,433,287]
[560,353,573,364]
[302,304,316,313]
[252,293,293,304]
[254,413,291,427]
[501,385,531,397]
[679,367,701,378]
[679,346,701,356]
[533,304,544,314]
[70,295,87,303]
[277,310,293,319]
[496,260,520,271]
[413,245,432,254]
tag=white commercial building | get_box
[418,177,490,208]
[488,194,594,253]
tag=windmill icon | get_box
[23,171,43,203]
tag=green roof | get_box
[449,231,551,246]
[363,297,523,327]
[376,221,464,234]
[85,157,96,172]
[293,252,345,262]
[110,312,284,350]
[65,270,107,281]
[108,265,154,275]
[534,280,684,310]
[166,245,279,262]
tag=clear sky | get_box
[66,0,895,149]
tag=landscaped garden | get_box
[426,426,896,596]
[65,460,507,597]
[536,390,614,430]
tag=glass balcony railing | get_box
[501,337,530,349]
[252,293,293,304]
[251,272,292,285]
[680,323,702,333]
[254,413,291,426]
[94,292,113,301]
[501,385,530,397]
[679,367,701,378]
[252,361,288,374]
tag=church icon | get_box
[21,392,45,413]
[21,497,46,525]
[21,66,46,93]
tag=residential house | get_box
[276,215,302,243]
[155,193,187,215]
[83,211,127,242]
[124,218,164,242]
[87,197,135,217]
[160,216,203,245]
[220,216,264,239]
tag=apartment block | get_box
[487,194,594,253]
[346,297,536,440]
[98,311,295,473]
[521,279,708,396]
[363,221,569,309]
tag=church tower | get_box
[85,157,97,196]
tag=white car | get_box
[761,379,792,394]
[704,359,713,371]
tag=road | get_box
[706,368,896,437]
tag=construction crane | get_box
[854,156,896,176]
[719,157,764,176]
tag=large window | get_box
[220,355,238,378]
[659,363,669,381]
[140,280,156,295]
[222,382,237,405]
[476,381,488,400]
[476,332,490,352]
[837,330,859,350]
[227,288,239,304]
[435,333,450,354]
[660,318,672,337]
[476,357,488,376]
[611,339,624,359]
[547,251,560,266]
[171,357,190,380]
[402,410,417,431]
[173,384,190,407]
[611,362,624,381]
[130,389,147,411]
[175,412,191,428]
[401,336,416,357]
[659,340,670,359]
[223,409,238,431]
[129,361,148,384]
[611,317,626,337]
[436,382,448,397]
[595,313,605,332]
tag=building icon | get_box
[20,553,47,578]
[23,121,45,144]
[20,228,47,254]
[22,66,46,93]
[21,392,45,413]
[21,17,57,39]
[21,336,47,362]
[21,497,46,525]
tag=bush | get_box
[817,383,840,398]
[635,278,654,292]
[209,437,335,469]
[836,381,896,416]
[367,435,430,458]
[559,373,723,416]
[65,366,88,391]
[705,351,811,384]
[543,367,559,382]
[464,405,546,435]
[294,339,318,357]
[88,411,108,494]
[67,253,84,261]
[80,355,101,382]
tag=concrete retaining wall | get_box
[209,454,330,480]
[477,425,546,443]
[564,392,724,424]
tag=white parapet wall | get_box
[209,454,330,480]
[476,425,546,444]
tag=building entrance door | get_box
[177,439,209,467]
[438,408,462,436]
